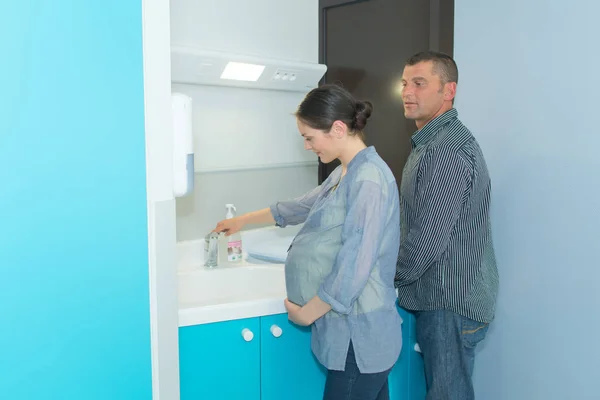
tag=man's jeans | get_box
[415,310,489,400]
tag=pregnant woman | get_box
[213,84,402,400]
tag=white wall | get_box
[176,164,318,241]
[170,0,317,62]
[172,84,315,173]
[170,0,320,241]
[454,1,600,399]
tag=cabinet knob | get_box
[241,328,254,342]
[414,343,421,353]
[270,324,283,338]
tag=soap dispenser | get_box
[218,204,243,264]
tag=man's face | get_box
[401,61,452,128]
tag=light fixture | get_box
[220,61,265,82]
[170,45,327,92]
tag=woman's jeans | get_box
[323,342,392,400]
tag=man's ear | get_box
[444,82,457,102]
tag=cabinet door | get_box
[408,336,426,400]
[389,306,426,400]
[388,306,412,399]
[179,318,260,400]
[260,313,327,400]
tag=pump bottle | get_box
[218,203,243,264]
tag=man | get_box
[395,51,499,400]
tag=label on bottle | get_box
[227,240,242,262]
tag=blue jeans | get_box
[415,310,489,400]
[323,342,392,400]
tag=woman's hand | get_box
[212,208,275,235]
[284,298,311,326]
[285,296,332,327]
[213,216,246,236]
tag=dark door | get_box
[318,0,454,186]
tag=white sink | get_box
[178,265,285,307]
[177,264,287,326]
[176,226,299,326]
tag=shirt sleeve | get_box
[395,147,469,287]
[317,172,389,315]
[269,185,323,227]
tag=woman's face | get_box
[297,119,339,164]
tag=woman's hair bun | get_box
[353,100,373,131]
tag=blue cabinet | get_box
[389,307,426,400]
[179,314,324,400]
[179,317,261,399]
[179,308,425,399]
[260,313,327,400]
[389,307,412,398]
[408,342,427,400]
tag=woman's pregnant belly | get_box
[284,228,342,306]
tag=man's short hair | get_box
[405,51,459,85]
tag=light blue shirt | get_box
[270,146,402,373]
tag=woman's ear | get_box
[330,120,348,138]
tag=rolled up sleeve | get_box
[270,184,323,227]
[317,176,389,314]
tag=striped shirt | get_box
[395,108,499,323]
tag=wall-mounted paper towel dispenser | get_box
[171,92,194,198]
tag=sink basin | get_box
[176,229,295,326]
[178,265,286,309]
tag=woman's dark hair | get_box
[294,84,373,140]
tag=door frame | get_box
[319,0,452,69]
[317,0,454,183]
[318,0,371,183]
